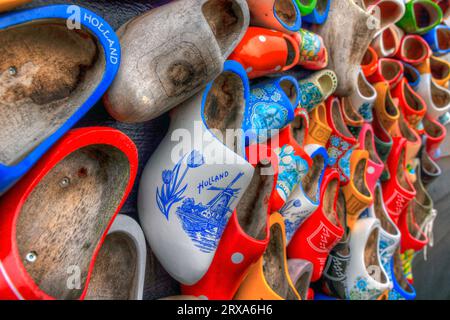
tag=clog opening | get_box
[331,99,354,139]
[385,91,399,117]
[294,269,311,300]
[421,150,440,175]
[16,144,130,300]
[274,0,298,27]
[404,82,424,112]
[393,250,413,293]
[342,98,363,123]
[354,158,371,198]
[396,148,413,191]
[263,223,299,300]
[381,27,398,55]
[85,232,137,300]
[380,59,401,82]
[204,71,245,152]
[236,164,273,240]
[430,80,450,108]
[362,48,376,67]
[280,78,299,107]
[402,37,428,61]
[413,2,440,29]
[302,155,325,202]
[336,190,350,249]
[357,72,376,99]
[376,1,404,29]
[373,186,397,234]
[364,228,387,283]
[202,0,245,55]
[323,177,339,226]
[430,57,450,81]
[290,115,306,146]
[406,205,427,241]
[403,64,420,84]
[317,72,334,98]
[285,38,297,66]
[0,21,103,166]
[437,27,450,51]
[423,116,444,139]
[315,0,328,14]
[364,130,382,165]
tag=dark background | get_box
[13,0,450,300]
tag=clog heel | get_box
[340,97,365,138]
[85,215,146,300]
[234,213,301,300]
[420,147,442,185]
[373,81,400,133]
[106,0,250,122]
[0,5,120,194]
[396,0,443,34]
[0,128,138,300]
[423,114,447,157]
[424,56,450,88]
[246,0,302,33]
[361,46,379,78]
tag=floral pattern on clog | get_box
[299,81,323,112]
[327,135,353,183]
[348,276,384,300]
[298,29,322,63]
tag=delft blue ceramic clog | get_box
[0,5,120,194]
[138,61,257,285]
[423,24,450,56]
[245,76,299,145]
[303,0,331,25]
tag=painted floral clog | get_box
[349,69,377,123]
[294,0,317,15]
[367,58,404,88]
[246,0,302,34]
[297,69,337,112]
[395,34,432,66]
[373,81,400,133]
[85,215,146,300]
[229,26,299,79]
[138,61,256,285]
[391,78,427,128]
[325,97,358,184]
[423,24,450,56]
[105,0,249,123]
[345,218,391,300]
[303,0,331,25]
[305,103,332,147]
[382,137,416,224]
[287,259,314,300]
[0,0,30,12]
[292,29,328,70]
[396,0,443,34]
[280,144,328,244]
[371,25,403,58]
[0,5,120,195]
[310,0,379,96]
[417,74,450,121]
[0,127,138,300]
[246,76,299,145]
[356,0,406,36]
[342,150,374,229]
[362,46,379,78]
[287,169,345,282]
[234,213,301,300]
[423,114,447,157]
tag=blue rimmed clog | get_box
[303,0,331,25]
[0,5,120,194]
[423,24,450,56]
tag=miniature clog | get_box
[294,0,317,15]
[229,26,300,79]
[287,259,314,300]
[395,34,432,65]
[371,25,403,58]
[356,0,406,36]
[292,29,328,70]
[305,103,332,147]
[105,0,249,123]
[382,137,417,224]
[402,62,422,90]
[367,58,404,88]
[234,213,301,300]
[287,169,345,282]
[297,69,337,111]
[362,46,379,78]
[345,218,391,300]
[303,0,331,25]
[0,0,30,12]
[423,114,447,157]
[391,78,427,128]
[349,69,377,123]
[0,5,120,194]
[85,215,146,300]
[310,0,380,96]
[246,0,302,34]
[0,127,138,300]
[138,61,256,285]
[396,0,443,34]
[423,24,450,56]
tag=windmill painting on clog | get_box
[396,0,443,34]
[105,0,249,123]
[0,0,30,12]
[229,26,300,79]
[423,24,450,56]
[0,4,120,194]
[138,61,257,285]
[246,0,302,34]
[0,127,138,300]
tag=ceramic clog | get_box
[362,46,379,78]
[294,0,317,15]
[0,127,138,300]
[358,125,385,195]
[349,69,377,123]
[292,29,328,70]
[342,150,374,229]
[371,25,403,58]
[396,0,443,34]
[325,97,358,184]
[181,146,277,300]
[85,215,146,300]
[287,259,314,300]
[423,24,450,56]
[229,26,300,79]
[367,58,404,88]
[340,97,365,138]
[138,61,256,285]
[234,213,301,300]
[287,169,345,282]
[305,103,332,147]
[356,0,406,36]
[310,0,380,96]
[345,218,391,300]
[417,74,450,121]
[105,0,249,123]
[297,69,337,112]
[387,250,417,300]
[391,78,427,128]
[246,0,302,34]
[420,147,442,185]
[0,5,120,194]
[373,81,400,133]
[246,76,299,145]
[303,0,331,25]
[382,137,417,224]
[423,114,447,157]
[280,144,328,244]
[0,0,30,12]
[402,62,422,90]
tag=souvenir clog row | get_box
[0,0,447,300]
